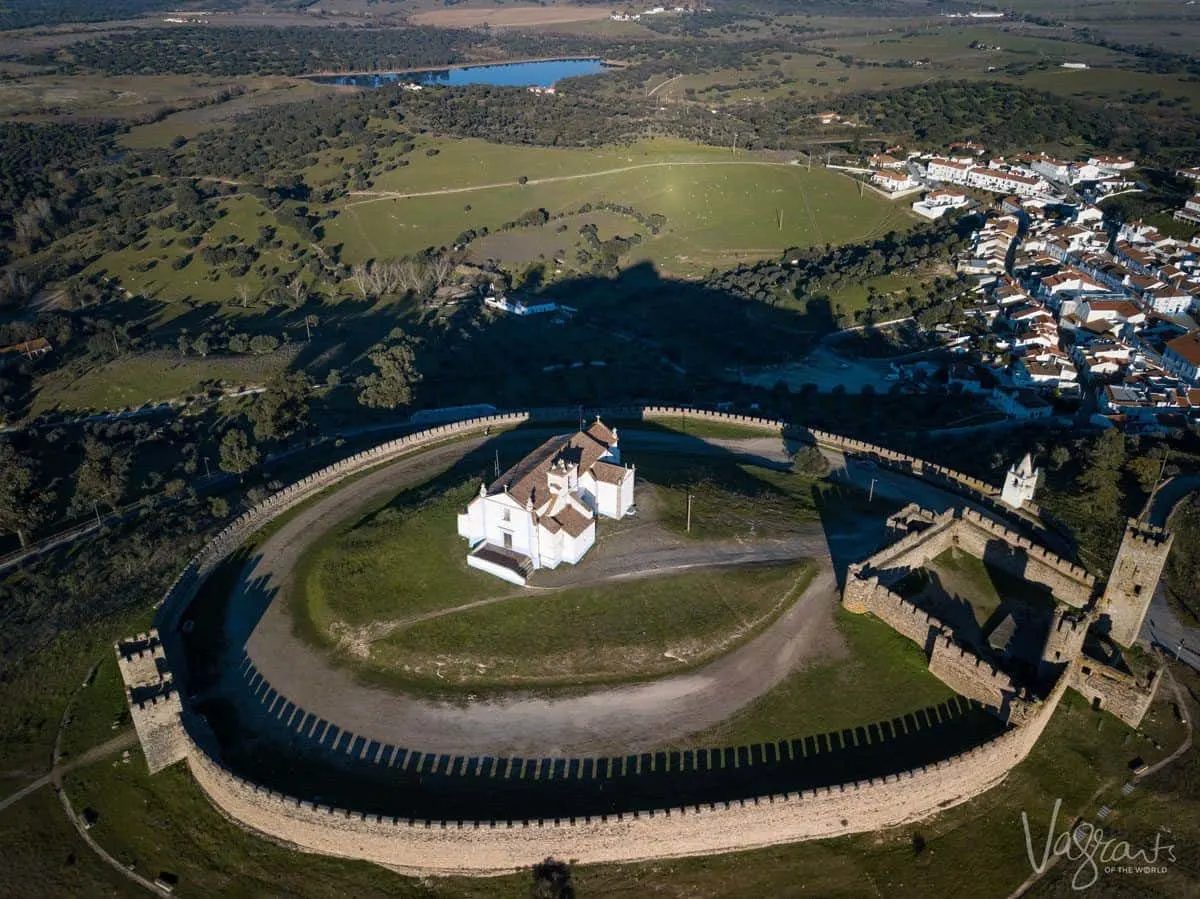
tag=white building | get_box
[966,166,1049,198]
[1163,331,1200,385]
[1088,155,1136,173]
[456,419,635,584]
[872,169,918,192]
[926,157,973,184]
[1175,194,1200,225]
[912,188,969,220]
[1001,453,1040,509]
[1144,288,1193,317]
[484,293,559,316]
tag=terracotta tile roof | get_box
[490,419,617,508]
[1167,331,1200,366]
[590,460,629,485]
[552,504,593,538]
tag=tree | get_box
[250,372,311,441]
[1127,453,1166,494]
[1049,445,1071,471]
[73,437,129,513]
[530,858,573,899]
[0,442,45,547]
[219,428,259,480]
[356,330,421,409]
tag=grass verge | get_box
[366,561,815,692]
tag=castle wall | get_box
[1068,658,1159,728]
[181,673,1069,876]
[1103,521,1175,647]
[116,631,187,773]
[850,508,1093,608]
[927,634,1021,715]
[952,510,1094,607]
[117,405,1091,872]
[843,576,946,648]
[1039,609,1091,678]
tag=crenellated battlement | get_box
[110,405,1118,874]
[1103,519,1175,647]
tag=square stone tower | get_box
[1102,520,1174,647]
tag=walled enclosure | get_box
[115,406,1120,874]
[842,505,1160,728]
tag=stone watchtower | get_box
[1102,520,1174,647]
[1000,453,1039,510]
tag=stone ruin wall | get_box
[841,573,1036,724]
[1068,658,1161,728]
[842,573,947,647]
[927,633,1024,717]
[179,673,1069,876]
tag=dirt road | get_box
[225,428,990,756]
[231,431,850,756]
[345,159,802,207]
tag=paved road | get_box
[1139,476,1200,671]
[221,429,1013,758]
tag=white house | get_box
[926,157,972,184]
[1089,155,1136,173]
[484,293,559,316]
[912,188,969,220]
[872,169,917,192]
[456,418,635,584]
[966,166,1049,198]
[1163,330,1200,385]
[1144,288,1193,317]
[1175,194,1200,225]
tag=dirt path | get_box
[0,731,138,816]
[232,431,851,755]
[344,159,802,207]
[225,428,994,756]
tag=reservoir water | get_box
[311,58,608,89]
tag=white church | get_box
[456,417,635,584]
[1000,453,1040,510]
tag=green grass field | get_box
[639,414,783,440]
[926,547,1004,627]
[82,193,311,308]
[369,561,815,690]
[57,655,131,764]
[297,480,512,636]
[327,138,910,274]
[669,607,957,748]
[31,352,292,416]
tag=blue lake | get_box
[312,58,609,89]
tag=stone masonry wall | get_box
[182,673,1069,876]
[927,633,1022,713]
[842,575,946,648]
[122,406,1080,873]
[1068,658,1160,728]
[1103,521,1175,648]
[953,510,1094,607]
[850,508,1094,607]
[116,630,187,773]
